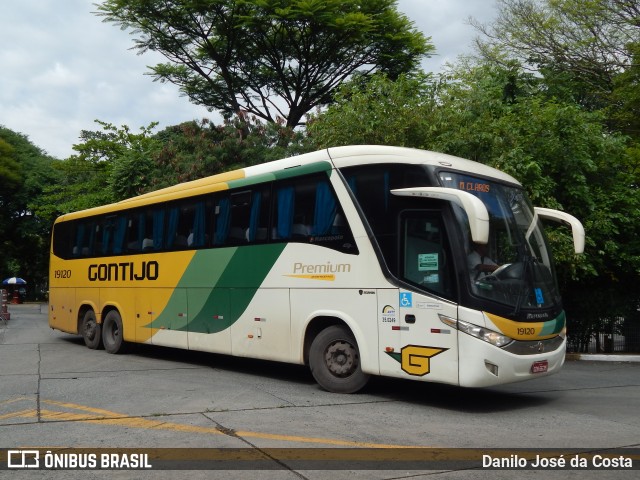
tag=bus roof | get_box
[55,146,520,222]
[325,145,519,184]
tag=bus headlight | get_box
[439,315,513,348]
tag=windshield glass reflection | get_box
[439,172,561,313]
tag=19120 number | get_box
[517,327,536,336]
[54,269,72,279]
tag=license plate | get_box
[531,360,548,374]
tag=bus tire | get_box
[309,325,370,393]
[102,310,127,354]
[81,309,102,350]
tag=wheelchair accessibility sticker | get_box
[400,292,413,308]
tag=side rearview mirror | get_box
[534,207,585,254]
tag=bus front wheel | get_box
[81,309,102,350]
[309,325,370,393]
[102,310,126,354]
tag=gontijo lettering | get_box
[88,261,159,282]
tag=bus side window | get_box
[274,180,314,241]
[274,185,295,240]
[72,222,86,257]
[311,180,337,236]
[247,187,270,243]
[113,215,128,255]
[150,208,164,250]
[228,191,252,244]
[53,221,74,259]
[213,196,231,246]
[216,189,269,246]
[74,220,97,257]
[273,174,357,254]
[190,200,208,247]
[400,211,455,299]
[98,215,127,256]
[126,213,143,252]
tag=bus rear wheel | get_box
[81,309,102,349]
[102,310,127,354]
[309,325,370,393]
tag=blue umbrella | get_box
[2,277,27,285]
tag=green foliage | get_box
[0,127,59,296]
[308,65,640,344]
[36,121,161,216]
[307,73,436,148]
[473,0,640,137]
[38,116,308,208]
[152,115,309,188]
[0,139,21,194]
[609,42,640,138]
[468,0,640,346]
[96,0,432,127]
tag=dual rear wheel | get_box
[80,309,125,354]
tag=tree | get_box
[471,0,640,116]
[34,121,161,217]
[38,116,309,211]
[306,72,437,148]
[0,127,59,298]
[0,138,22,212]
[308,65,640,350]
[609,43,640,138]
[96,0,432,127]
[468,0,640,349]
[152,115,308,188]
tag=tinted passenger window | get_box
[341,164,431,273]
[274,174,357,254]
[53,172,358,259]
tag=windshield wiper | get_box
[511,254,533,317]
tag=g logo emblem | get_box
[400,345,447,376]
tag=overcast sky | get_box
[0,0,497,159]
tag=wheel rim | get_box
[105,318,119,344]
[84,319,97,341]
[324,340,358,378]
[109,323,119,342]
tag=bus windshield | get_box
[439,172,561,314]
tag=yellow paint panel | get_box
[485,312,558,341]
[58,169,246,220]
[50,251,196,289]
[50,251,196,341]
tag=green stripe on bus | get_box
[272,161,332,180]
[146,244,287,334]
[539,311,566,336]
[224,162,331,190]
[226,172,277,190]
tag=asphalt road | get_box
[1,303,639,479]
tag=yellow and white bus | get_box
[49,145,584,393]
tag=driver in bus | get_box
[468,242,499,280]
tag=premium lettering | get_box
[88,261,159,282]
[293,261,351,274]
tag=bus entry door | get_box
[393,210,460,384]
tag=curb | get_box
[566,353,640,363]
